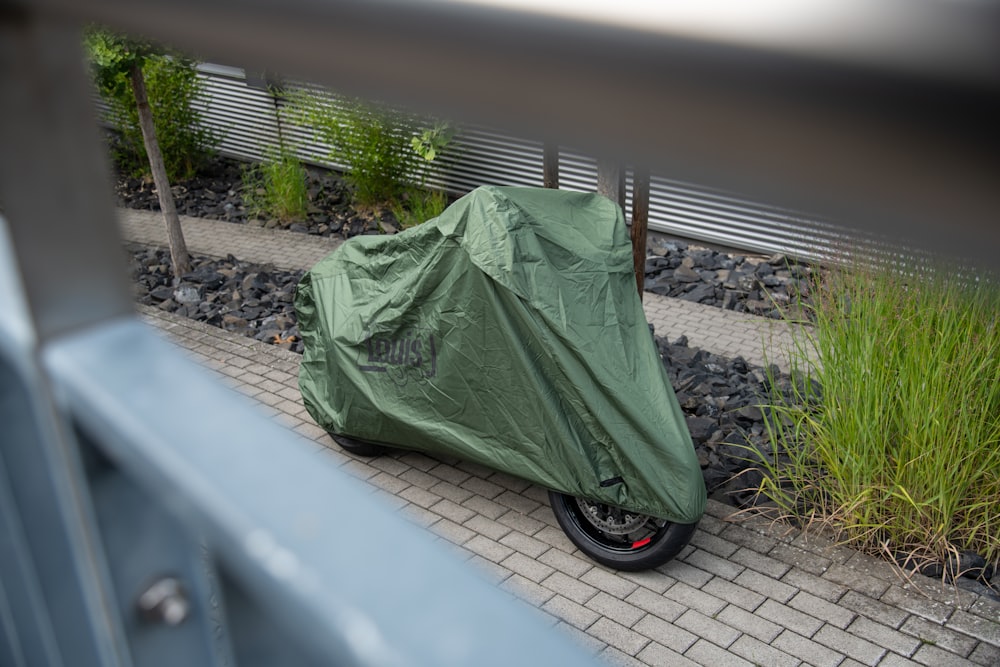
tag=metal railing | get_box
[0,9,594,667]
[1,1,998,665]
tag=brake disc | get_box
[574,498,649,536]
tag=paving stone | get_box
[528,504,561,528]
[756,598,824,637]
[582,568,640,599]
[683,638,754,667]
[460,494,508,520]
[427,462,471,486]
[900,615,978,656]
[674,609,740,648]
[688,530,740,558]
[791,533,856,565]
[495,490,542,515]
[969,597,1000,622]
[844,549,902,584]
[623,587,686,622]
[499,530,549,558]
[729,546,791,579]
[781,567,848,603]
[427,518,476,545]
[717,523,780,556]
[847,615,921,658]
[877,652,924,666]
[428,480,474,504]
[398,485,439,509]
[542,571,600,604]
[368,455,411,476]
[813,624,886,665]
[500,573,555,607]
[729,633,799,667]
[487,470,533,493]
[770,629,843,667]
[839,590,910,629]
[455,459,496,478]
[701,578,766,612]
[823,563,890,599]
[659,559,714,588]
[292,421,325,440]
[948,609,1000,646]
[464,535,515,563]
[714,605,782,643]
[632,615,699,654]
[500,552,555,583]
[682,548,745,580]
[733,569,797,603]
[541,594,600,630]
[788,590,856,629]
[397,451,437,472]
[399,467,438,489]
[459,476,505,499]
[586,592,647,628]
[497,510,546,536]
[911,642,981,667]
[694,513,728,537]
[521,484,551,506]
[462,515,512,541]
[617,568,677,595]
[969,640,1000,666]
[588,618,650,656]
[359,472,408,495]
[882,585,956,624]
[662,582,727,617]
[430,498,477,524]
[635,641,699,667]
[538,548,594,578]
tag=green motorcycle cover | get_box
[296,186,706,524]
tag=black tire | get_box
[548,491,696,571]
[327,432,388,457]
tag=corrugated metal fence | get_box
[194,63,853,260]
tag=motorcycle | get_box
[295,186,705,571]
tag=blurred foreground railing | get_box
[0,10,594,667]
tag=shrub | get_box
[241,150,310,224]
[286,89,452,210]
[755,258,1000,570]
[94,50,217,181]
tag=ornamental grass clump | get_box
[241,149,310,224]
[285,88,453,212]
[757,259,1000,573]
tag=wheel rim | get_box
[565,496,669,553]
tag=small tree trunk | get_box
[130,62,190,280]
[631,166,650,300]
[543,143,559,189]
[597,159,625,212]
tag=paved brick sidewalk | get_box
[118,208,805,371]
[118,207,340,271]
[140,304,1000,667]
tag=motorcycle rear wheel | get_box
[548,491,696,571]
